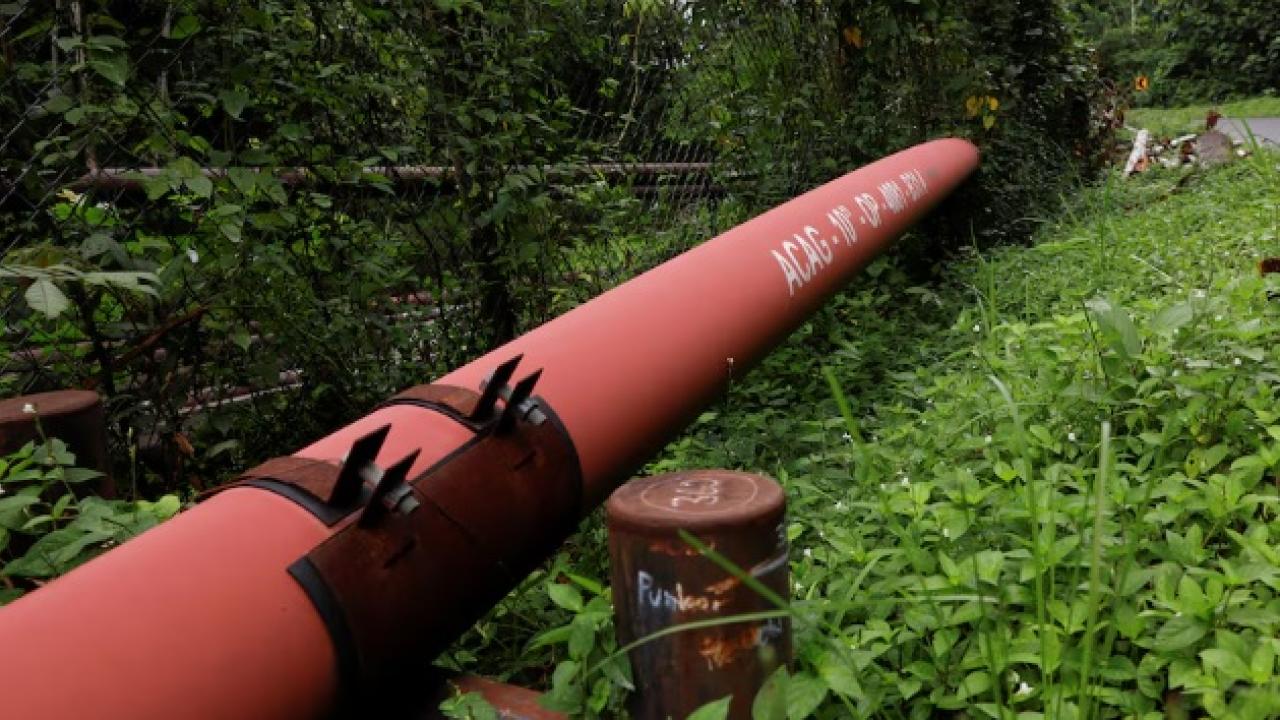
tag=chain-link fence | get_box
[2,0,1106,489]
[0,1,849,487]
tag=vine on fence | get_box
[2,0,1109,494]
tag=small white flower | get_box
[1067,432,1077,442]
[942,527,950,538]
[186,247,199,264]
[21,403,36,414]
[1172,369,1181,377]
[1015,681,1033,697]
[842,432,852,443]
[972,324,981,333]
[1214,314,1223,322]
[803,548,813,559]
[835,501,846,511]
[899,476,910,487]
[1233,357,1242,366]
[984,435,993,444]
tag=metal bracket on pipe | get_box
[377,354,549,432]
[234,425,418,526]
[286,358,584,704]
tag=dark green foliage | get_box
[1,1,1105,494]
[1067,0,1280,105]
[0,437,181,604]
[513,150,1280,718]
[684,0,1112,252]
[1163,0,1280,102]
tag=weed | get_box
[476,152,1280,718]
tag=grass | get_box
[447,148,1280,718]
[1129,96,1280,137]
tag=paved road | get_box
[1220,117,1280,148]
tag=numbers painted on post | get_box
[669,477,722,508]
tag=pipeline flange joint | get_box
[235,355,583,706]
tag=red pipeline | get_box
[0,138,978,719]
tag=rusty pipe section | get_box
[0,139,978,719]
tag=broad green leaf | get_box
[817,652,860,697]
[24,279,70,317]
[89,56,128,86]
[784,672,827,719]
[228,167,257,195]
[149,495,181,519]
[87,35,126,50]
[565,572,604,596]
[0,495,41,531]
[219,221,242,243]
[528,624,573,650]
[547,582,583,612]
[540,660,583,713]
[231,328,253,352]
[143,175,171,200]
[50,493,73,520]
[567,616,594,659]
[687,696,732,720]
[1250,643,1275,683]
[1200,649,1250,681]
[60,467,103,484]
[169,15,201,39]
[1177,574,1209,615]
[186,174,213,198]
[1153,615,1209,652]
[43,94,74,114]
[1087,297,1142,359]
[974,550,1005,584]
[219,88,250,120]
[3,527,112,577]
[752,667,788,720]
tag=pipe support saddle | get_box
[234,357,583,703]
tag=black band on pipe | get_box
[287,557,360,716]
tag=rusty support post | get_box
[607,471,790,719]
[0,390,115,497]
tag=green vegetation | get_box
[6,2,1280,718]
[0,437,180,604]
[456,152,1280,717]
[1068,1,1280,105]
[1129,97,1280,138]
[1,0,1107,493]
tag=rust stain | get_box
[696,625,765,671]
[705,576,738,596]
